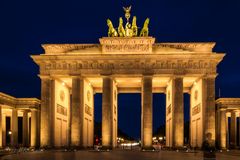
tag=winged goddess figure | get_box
[123,6,131,22]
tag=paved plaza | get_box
[1,150,240,160]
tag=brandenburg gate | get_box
[31,7,225,149]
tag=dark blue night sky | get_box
[1,0,240,139]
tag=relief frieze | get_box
[43,59,215,72]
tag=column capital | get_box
[142,76,153,79]
[12,108,18,111]
[30,108,38,111]
[219,107,227,111]
[231,110,239,113]
[70,74,82,78]
[218,105,227,111]
[38,75,52,80]
[169,75,184,80]
[142,73,153,77]
[100,74,112,78]
[202,74,218,79]
[20,109,29,113]
[101,74,117,82]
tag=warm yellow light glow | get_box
[121,142,139,146]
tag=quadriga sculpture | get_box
[107,19,118,37]
[118,17,126,37]
[140,18,150,37]
[132,16,138,37]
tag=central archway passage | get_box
[118,93,141,141]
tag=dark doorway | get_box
[6,117,11,145]
[153,93,166,141]
[228,117,231,147]
[237,117,240,146]
[29,117,31,145]
[184,93,190,145]
[18,117,23,144]
[94,93,102,145]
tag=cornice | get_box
[39,39,219,55]
[42,44,100,54]
[0,92,40,109]
[159,42,216,52]
[216,98,240,103]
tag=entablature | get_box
[31,53,224,76]
[39,37,221,55]
[216,98,240,110]
[0,92,40,110]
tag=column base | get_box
[69,146,91,150]
[141,146,155,151]
[40,145,55,150]
[219,147,227,151]
[101,146,113,151]
[229,145,237,149]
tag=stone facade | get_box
[31,37,225,149]
[216,98,240,149]
[0,92,40,148]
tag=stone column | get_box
[141,76,153,149]
[102,76,114,149]
[202,77,216,145]
[2,113,6,147]
[22,110,28,147]
[239,113,240,148]
[0,106,2,148]
[219,109,227,149]
[172,77,184,148]
[31,109,38,148]
[40,77,55,147]
[11,109,18,147]
[230,111,237,148]
[37,110,41,147]
[226,113,230,149]
[71,77,84,147]
[68,90,72,147]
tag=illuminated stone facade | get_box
[31,37,225,149]
[0,92,40,148]
[216,98,240,149]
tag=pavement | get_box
[1,149,240,160]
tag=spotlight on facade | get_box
[62,82,65,86]
[8,131,12,135]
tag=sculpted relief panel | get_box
[41,59,217,75]
[100,37,155,53]
[104,44,150,53]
